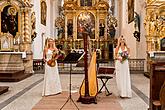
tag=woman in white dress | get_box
[115,36,132,98]
[42,38,62,96]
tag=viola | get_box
[47,50,58,67]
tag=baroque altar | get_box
[0,0,36,81]
[144,0,165,75]
[55,0,117,60]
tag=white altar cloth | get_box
[0,52,26,58]
[148,51,165,61]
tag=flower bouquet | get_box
[119,51,129,63]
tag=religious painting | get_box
[77,12,95,39]
[99,20,105,37]
[55,17,65,39]
[80,0,92,6]
[1,5,18,37]
[41,0,47,26]
[128,0,134,24]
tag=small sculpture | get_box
[133,12,140,42]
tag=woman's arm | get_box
[53,47,59,60]
[115,47,122,62]
[114,47,118,60]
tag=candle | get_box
[14,38,15,45]
[18,38,20,44]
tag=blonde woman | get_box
[42,38,62,96]
[115,36,132,98]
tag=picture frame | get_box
[41,0,47,26]
[128,0,134,24]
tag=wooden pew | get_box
[150,62,165,110]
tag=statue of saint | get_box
[9,14,17,36]
[67,21,73,37]
[108,25,116,38]
[99,22,105,37]
[57,27,64,39]
[133,12,140,42]
[134,12,140,32]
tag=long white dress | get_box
[115,47,132,97]
[42,49,62,96]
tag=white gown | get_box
[42,49,62,96]
[115,47,132,97]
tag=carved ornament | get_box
[63,1,77,10]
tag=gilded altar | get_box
[144,0,165,74]
[0,0,35,80]
[0,0,36,52]
[145,0,165,51]
[55,0,117,60]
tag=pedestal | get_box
[0,52,32,82]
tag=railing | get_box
[129,59,145,71]
[33,59,145,74]
[33,59,44,73]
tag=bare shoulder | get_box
[115,47,119,53]
[44,48,48,52]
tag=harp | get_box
[78,52,98,103]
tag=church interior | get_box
[0,0,164,110]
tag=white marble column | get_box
[65,16,68,40]
[24,8,31,43]
[96,10,99,39]
[20,8,25,43]
[73,12,77,39]
[121,0,127,37]
[53,0,58,39]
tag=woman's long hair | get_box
[44,38,55,49]
[116,36,127,49]
[44,38,48,48]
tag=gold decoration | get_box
[31,12,37,41]
[55,17,65,28]
[8,7,17,15]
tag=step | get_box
[0,67,24,71]
[0,86,9,95]
[0,73,32,82]
[0,61,23,64]
[0,70,24,77]
[0,63,24,67]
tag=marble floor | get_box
[0,73,149,110]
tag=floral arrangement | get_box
[119,51,129,63]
